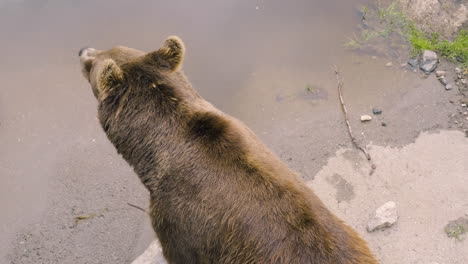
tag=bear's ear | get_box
[145,36,185,71]
[97,59,124,98]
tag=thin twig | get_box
[127,203,147,213]
[334,65,376,175]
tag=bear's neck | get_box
[100,104,182,190]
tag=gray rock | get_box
[420,50,439,74]
[455,68,462,74]
[445,84,453,90]
[367,201,398,232]
[397,0,468,38]
[438,77,447,85]
[381,122,387,127]
[372,108,383,115]
[408,58,419,68]
[361,115,372,122]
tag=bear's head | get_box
[78,36,186,101]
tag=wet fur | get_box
[85,37,378,264]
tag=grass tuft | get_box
[346,1,468,68]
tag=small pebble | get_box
[435,70,446,77]
[367,201,398,232]
[408,58,419,68]
[438,77,447,85]
[372,56,377,60]
[381,122,387,127]
[455,68,462,74]
[372,108,383,115]
[445,84,453,90]
[386,62,393,67]
[361,115,372,122]
[462,104,467,107]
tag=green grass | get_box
[445,222,467,240]
[347,1,468,68]
[305,84,315,93]
[408,24,468,68]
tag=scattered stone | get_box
[444,217,468,240]
[131,240,166,264]
[463,112,468,116]
[408,58,419,68]
[372,108,383,115]
[420,50,439,74]
[455,68,462,74]
[445,84,453,90]
[361,115,372,122]
[372,56,377,60]
[367,201,398,232]
[438,77,447,85]
[381,122,387,127]
[386,62,393,67]
[462,104,467,107]
[435,70,446,78]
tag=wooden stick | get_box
[334,66,376,175]
[127,202,147,213]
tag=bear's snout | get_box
[79,47,98,59]
[78,47,88,57]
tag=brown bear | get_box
[78,36,378,264]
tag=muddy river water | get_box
[1,0,465,263]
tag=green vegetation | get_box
[347,1,468,68]
[347,2,408,46]
[409,28,468,68]
[445,220,467,241]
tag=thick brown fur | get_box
[79,37,379,264]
